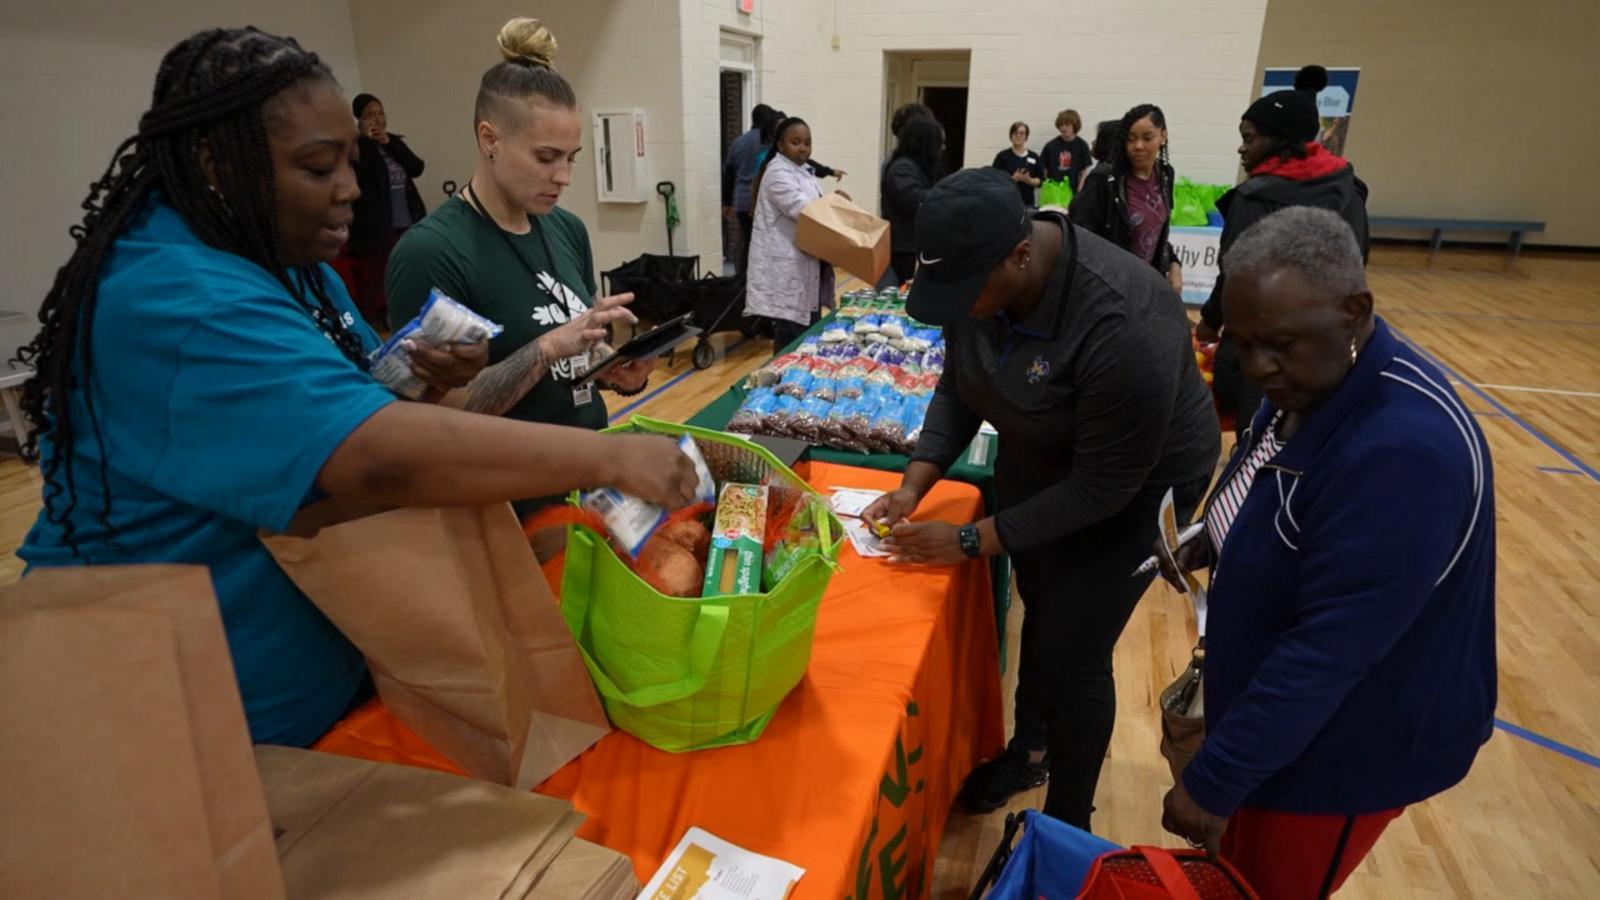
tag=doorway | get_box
[882,50,970,173]
[920,86,968,173]
[720,31,759,273]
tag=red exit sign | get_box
[738,0,754,13]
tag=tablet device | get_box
[576,314,701,387]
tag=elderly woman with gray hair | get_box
[1157,207,1497,898]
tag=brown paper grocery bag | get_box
[262,503,609,789]
[0,565,284,900]
[254,745,584,899]
[795,192,891,284]
[527,837,641,900]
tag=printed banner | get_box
[1262,67,1360,158]
[1171,226,1222,305]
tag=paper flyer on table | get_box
[1157,486,1208,635]
[828,488,892,558]
[639,827,805,900]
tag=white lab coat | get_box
[747,153,834,326]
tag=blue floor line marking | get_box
[1472,411,1505,418]
[1385,308,1600,329]
[1391,327,1600,483]
[1494,718,1600,769]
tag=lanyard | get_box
[464,181,560,287]
[464,181,599,405]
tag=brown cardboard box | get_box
[794,192,891,284]
[0,566,285,900]
[263,504,610,789]
[255,746,585,899]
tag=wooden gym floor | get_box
[0,245,1595,897]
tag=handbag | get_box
[1159,642,1206,785]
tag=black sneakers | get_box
[957,746,1048,813]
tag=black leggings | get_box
[1009,475,1210,831]
[770,310,819,351]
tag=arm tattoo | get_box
[456,337,551,415]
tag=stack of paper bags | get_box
[0,565,285,900]
[256,746,636,900]
[0,564,637,900]
[528,834,640,900]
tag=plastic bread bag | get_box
[371,288,504,399]
[729,388,781,434]
[579,435,717,558]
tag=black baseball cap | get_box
[906,167,1031,326]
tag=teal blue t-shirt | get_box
[19,197,396,748]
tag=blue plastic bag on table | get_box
[979,810,1120,899]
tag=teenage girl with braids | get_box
[16,27,699,748]
[746,116,843,349]
[386,18,649,533]
[1071,103,1185,293]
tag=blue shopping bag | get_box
[979,810,1121,900]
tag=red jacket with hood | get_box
[1200,143,1369,328]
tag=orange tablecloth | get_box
[314,461,1005,897]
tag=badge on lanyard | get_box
[570,350,593,406]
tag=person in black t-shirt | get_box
[1040,109,1092,195]
[992,121,1044,207]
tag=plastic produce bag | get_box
[1039,178,1075,209]
[1170,178,1209,226]
[371,288,503,399]
[728,388,780,434]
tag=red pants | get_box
[1222,806,1404,899]
[333,230,405,328]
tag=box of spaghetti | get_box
[702,483,769,597]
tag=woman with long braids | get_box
[16,27,700,748]
[1071,103,1184,293]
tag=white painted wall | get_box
[0,1,364,317]
[676,0,1270,277]
[347,0,687,282]
[2,0,1270,316]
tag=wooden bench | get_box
[1368,216,1546,260]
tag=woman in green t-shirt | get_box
[387,18,650,524]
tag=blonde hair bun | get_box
[497,17,558,68]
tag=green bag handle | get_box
[563,527,731,708]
